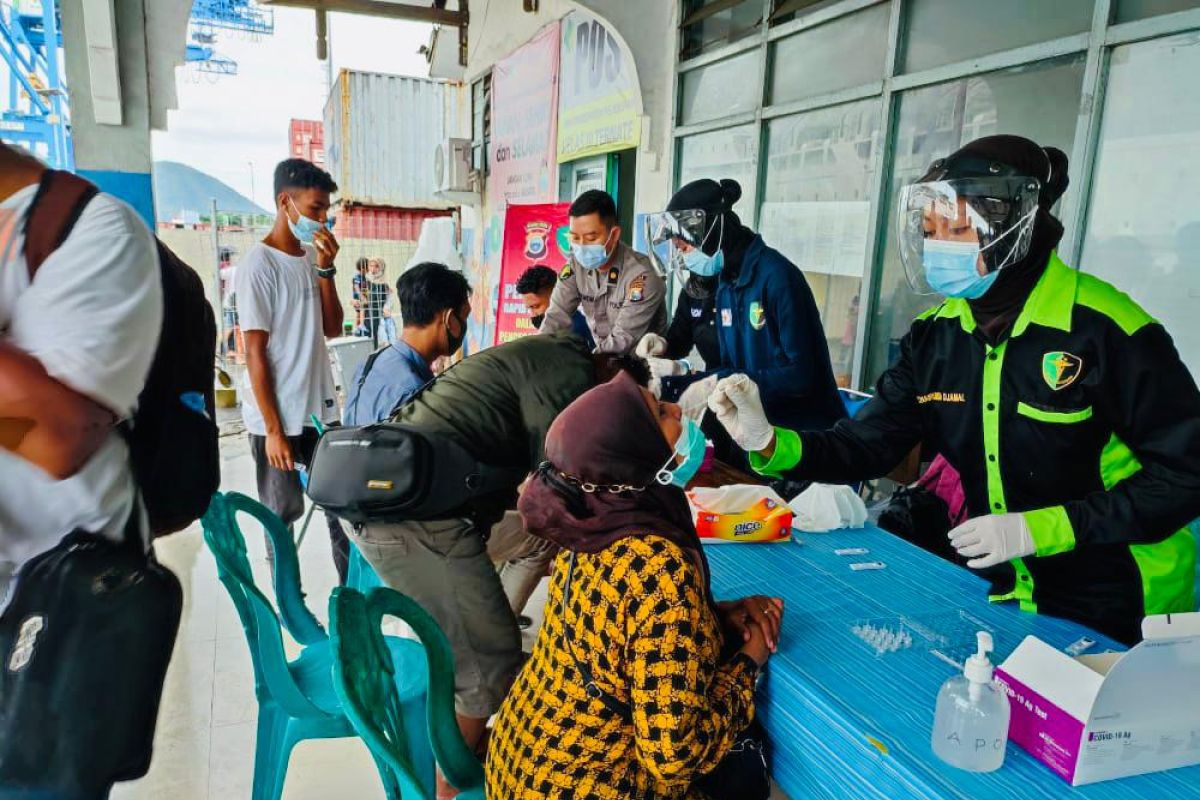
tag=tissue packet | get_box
[688,485,793,544]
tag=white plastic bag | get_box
[789,483,868,532]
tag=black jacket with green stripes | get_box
[758,253,1200,644]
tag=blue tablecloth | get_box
[704,525,1200,800]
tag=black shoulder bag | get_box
[0,505,182,797]
[559,551,771,800]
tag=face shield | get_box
[897,176,1041,297]
[643,209,722,279]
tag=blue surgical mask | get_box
[656,417,707,489]
[287,197,325,246]
[680,214,725,277]
[923,239,998,299]
[571,230,615,270]
[681,247,724,277]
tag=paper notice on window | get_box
[758,200,871,278]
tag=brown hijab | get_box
[518,372,706,572]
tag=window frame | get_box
[670,0,1200,389]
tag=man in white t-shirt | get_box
[235,158,348,582]
[0,142,162,598]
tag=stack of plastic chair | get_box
[201,492,431,800]
[330,586,486,800]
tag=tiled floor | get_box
[111,433,787,799]
[111,434,547,800]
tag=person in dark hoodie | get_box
[709,135,1200,645]
[644,179,847,438]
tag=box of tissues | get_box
[687,485,793,543]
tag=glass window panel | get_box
[901,0,1094,74]
[1082,32,1200,378]
[761,99,883,386]
[681,0,765,58]
[769,3,890,105]
[679,50,762,125]
[1116,0,1200,23]
[771,0,850,26]
[863,55,1087,385]
[677,124,760,218]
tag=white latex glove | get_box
[647,356,687,380]
[708,374,774,453]
[678,374,718,421]
[636,333,668,359]
[948,513,1035,569]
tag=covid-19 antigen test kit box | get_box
[994,612,1200,786]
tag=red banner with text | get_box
[495,202,572,346]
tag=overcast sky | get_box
[152,6,432,210]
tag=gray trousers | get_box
[352,517,525,719]
[486,511,558,615]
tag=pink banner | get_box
[495,202,572,346]
[488,21,561,209]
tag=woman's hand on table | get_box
[718,595,785,661]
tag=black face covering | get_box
[683,273,718,300]
[919,135,1071,345]
[445,310,467,355]
[530,313,546,329]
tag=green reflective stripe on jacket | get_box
[979,337,1038,613]
[1024,506,1075,557]
[749,426,803,478]
[1016,402,1093,424]
[1101,434,1197,615]
[988,559,1037,612]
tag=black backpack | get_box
[23,170,220,535]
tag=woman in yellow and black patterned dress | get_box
[486,372,785,799]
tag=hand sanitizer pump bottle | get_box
[931,632,1011,772]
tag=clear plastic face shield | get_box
[643,209,721,279]
[897,177,1041,296]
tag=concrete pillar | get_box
[60,0,155,227]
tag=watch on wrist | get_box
[316,265,337,279]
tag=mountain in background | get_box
[153,160,268,221]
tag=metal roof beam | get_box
[259,0,466,26]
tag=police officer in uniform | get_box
[710,136,1200,645]
[539,189,666,355]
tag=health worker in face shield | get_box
[538,189,667,355]
[643,179,847,437]
[708,135,1200,645]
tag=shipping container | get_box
[333,205,452,242]
[289,118,325,167]
[323,70,469,209]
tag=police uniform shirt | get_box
[539,241,667,355]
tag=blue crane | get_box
[2,0,273,169]
[1,0,72,169]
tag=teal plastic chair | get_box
[330,586,486,800]
[348,542,386,592]
[201,492,432,800]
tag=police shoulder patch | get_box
[559,263,573,282]
[628,275,646,303]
